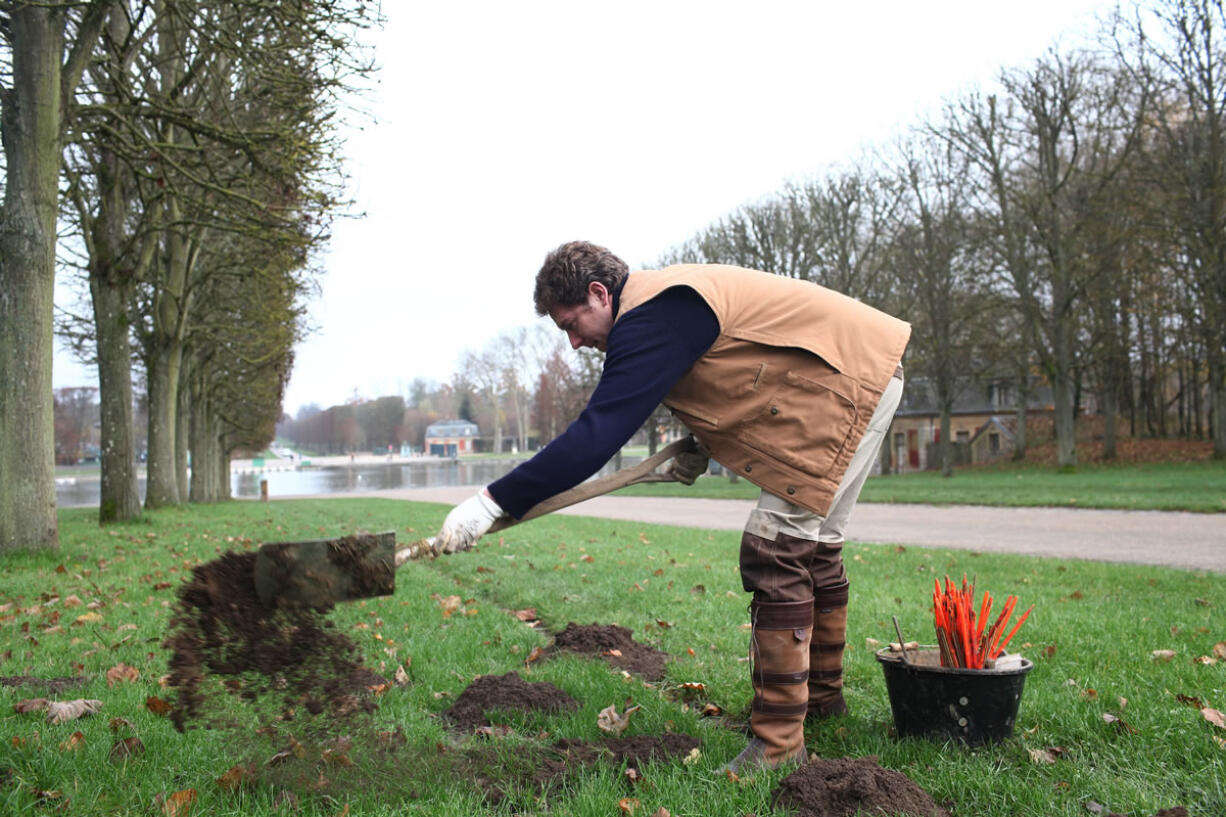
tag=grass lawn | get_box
[614,459,1226,512]
[1,498,1222,815]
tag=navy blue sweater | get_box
[487,283,719,519]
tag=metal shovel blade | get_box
[253,530,396,609]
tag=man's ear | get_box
[588,281,610,306]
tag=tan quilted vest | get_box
[617,265,910,516]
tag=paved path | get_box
[311,486,1225,573]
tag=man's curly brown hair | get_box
[533,241,629,316]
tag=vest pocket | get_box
[737,370,859,478]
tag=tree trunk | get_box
[939,405,953,478]
[89,148,141,523]
[1052,370,1077,470]
[1211,357,1226,459]
[144,344,182,507]
[91,269,141,522]
[1102,383,1118,461]
[0,9,64,551]
[1012,369,1028,461]
[175,371,190,500]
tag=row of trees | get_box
[1,1,377,549]
[662,0,1226,473]
[278,325,610,456]
[281,2,1226,477]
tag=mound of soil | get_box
[475,733,701,806]
[443,671,579,731]
[551,622,669,680]
[555,733,700,767]
[772,756,948,817]
[0,676,84,695]
[164,551,378,730]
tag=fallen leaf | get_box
[624,767,643,785]
[110,736,146,761]
[1203,707,1226,729]
[394,665,410,686]
[1102,712,1138,734]
[46,699,102,724]
[1080,688,1098,701]
[1193,655,1218,665]
[216,764,256,791]
[650,809,671,817]
[108,716,135,732]
[63,595,82,607]
[14,698,48,714]
[682,747,702,765]
[59,731,85,751]
[157,789,196,817]
[1118,696,1128,710]
[512,608,538,623]
[146,696,173,716]
[1214,642,1226,660]
[618,797,640,814]
[1028,747,1062,764]
[655,619,672,629]
[1152,649,1176,662]
[433,595,462,617]
[1176,694,1205,708]
[74,612,103,625]
[597,703,641,735]
[724,769,740,783]
[1213,734,1226,750]
[1086,801,1105,814]
[105,663,139,686]
[525,645,544,664]
[1042,644,1057,659]
[700,703,723,717]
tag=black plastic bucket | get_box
[876,647,1033,745]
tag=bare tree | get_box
[1117,0,1226,457]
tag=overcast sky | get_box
[52,0,1116,415]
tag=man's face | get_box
[549,282,614,352]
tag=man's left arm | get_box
[433,287,718,553]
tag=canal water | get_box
[55,457,641,508]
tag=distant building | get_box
[424,419,479,457]
[887,375,1054,472]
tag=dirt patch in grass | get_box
[0,676,84,695]
[550,622,669,680]
[772,756,949,817]
[472,733,701,806]
[163,550,379,731]
[443,671,579,731]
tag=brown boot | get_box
[721,598,812,774]
[806,581,849,722]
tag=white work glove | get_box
[433,490,504,555]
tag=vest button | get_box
[770,406,779,415]
[744,465,752,473]
[786,486,796,495]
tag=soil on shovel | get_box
[772,756,949,817]
[551,622,669,681]
[443,671,579,731]
[164,550,381,731]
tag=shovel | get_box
[252,437,701,608]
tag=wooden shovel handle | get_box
[394,437,699,565]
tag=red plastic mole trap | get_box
[932,574,1032,669]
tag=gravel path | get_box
[301,486,1225,573]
